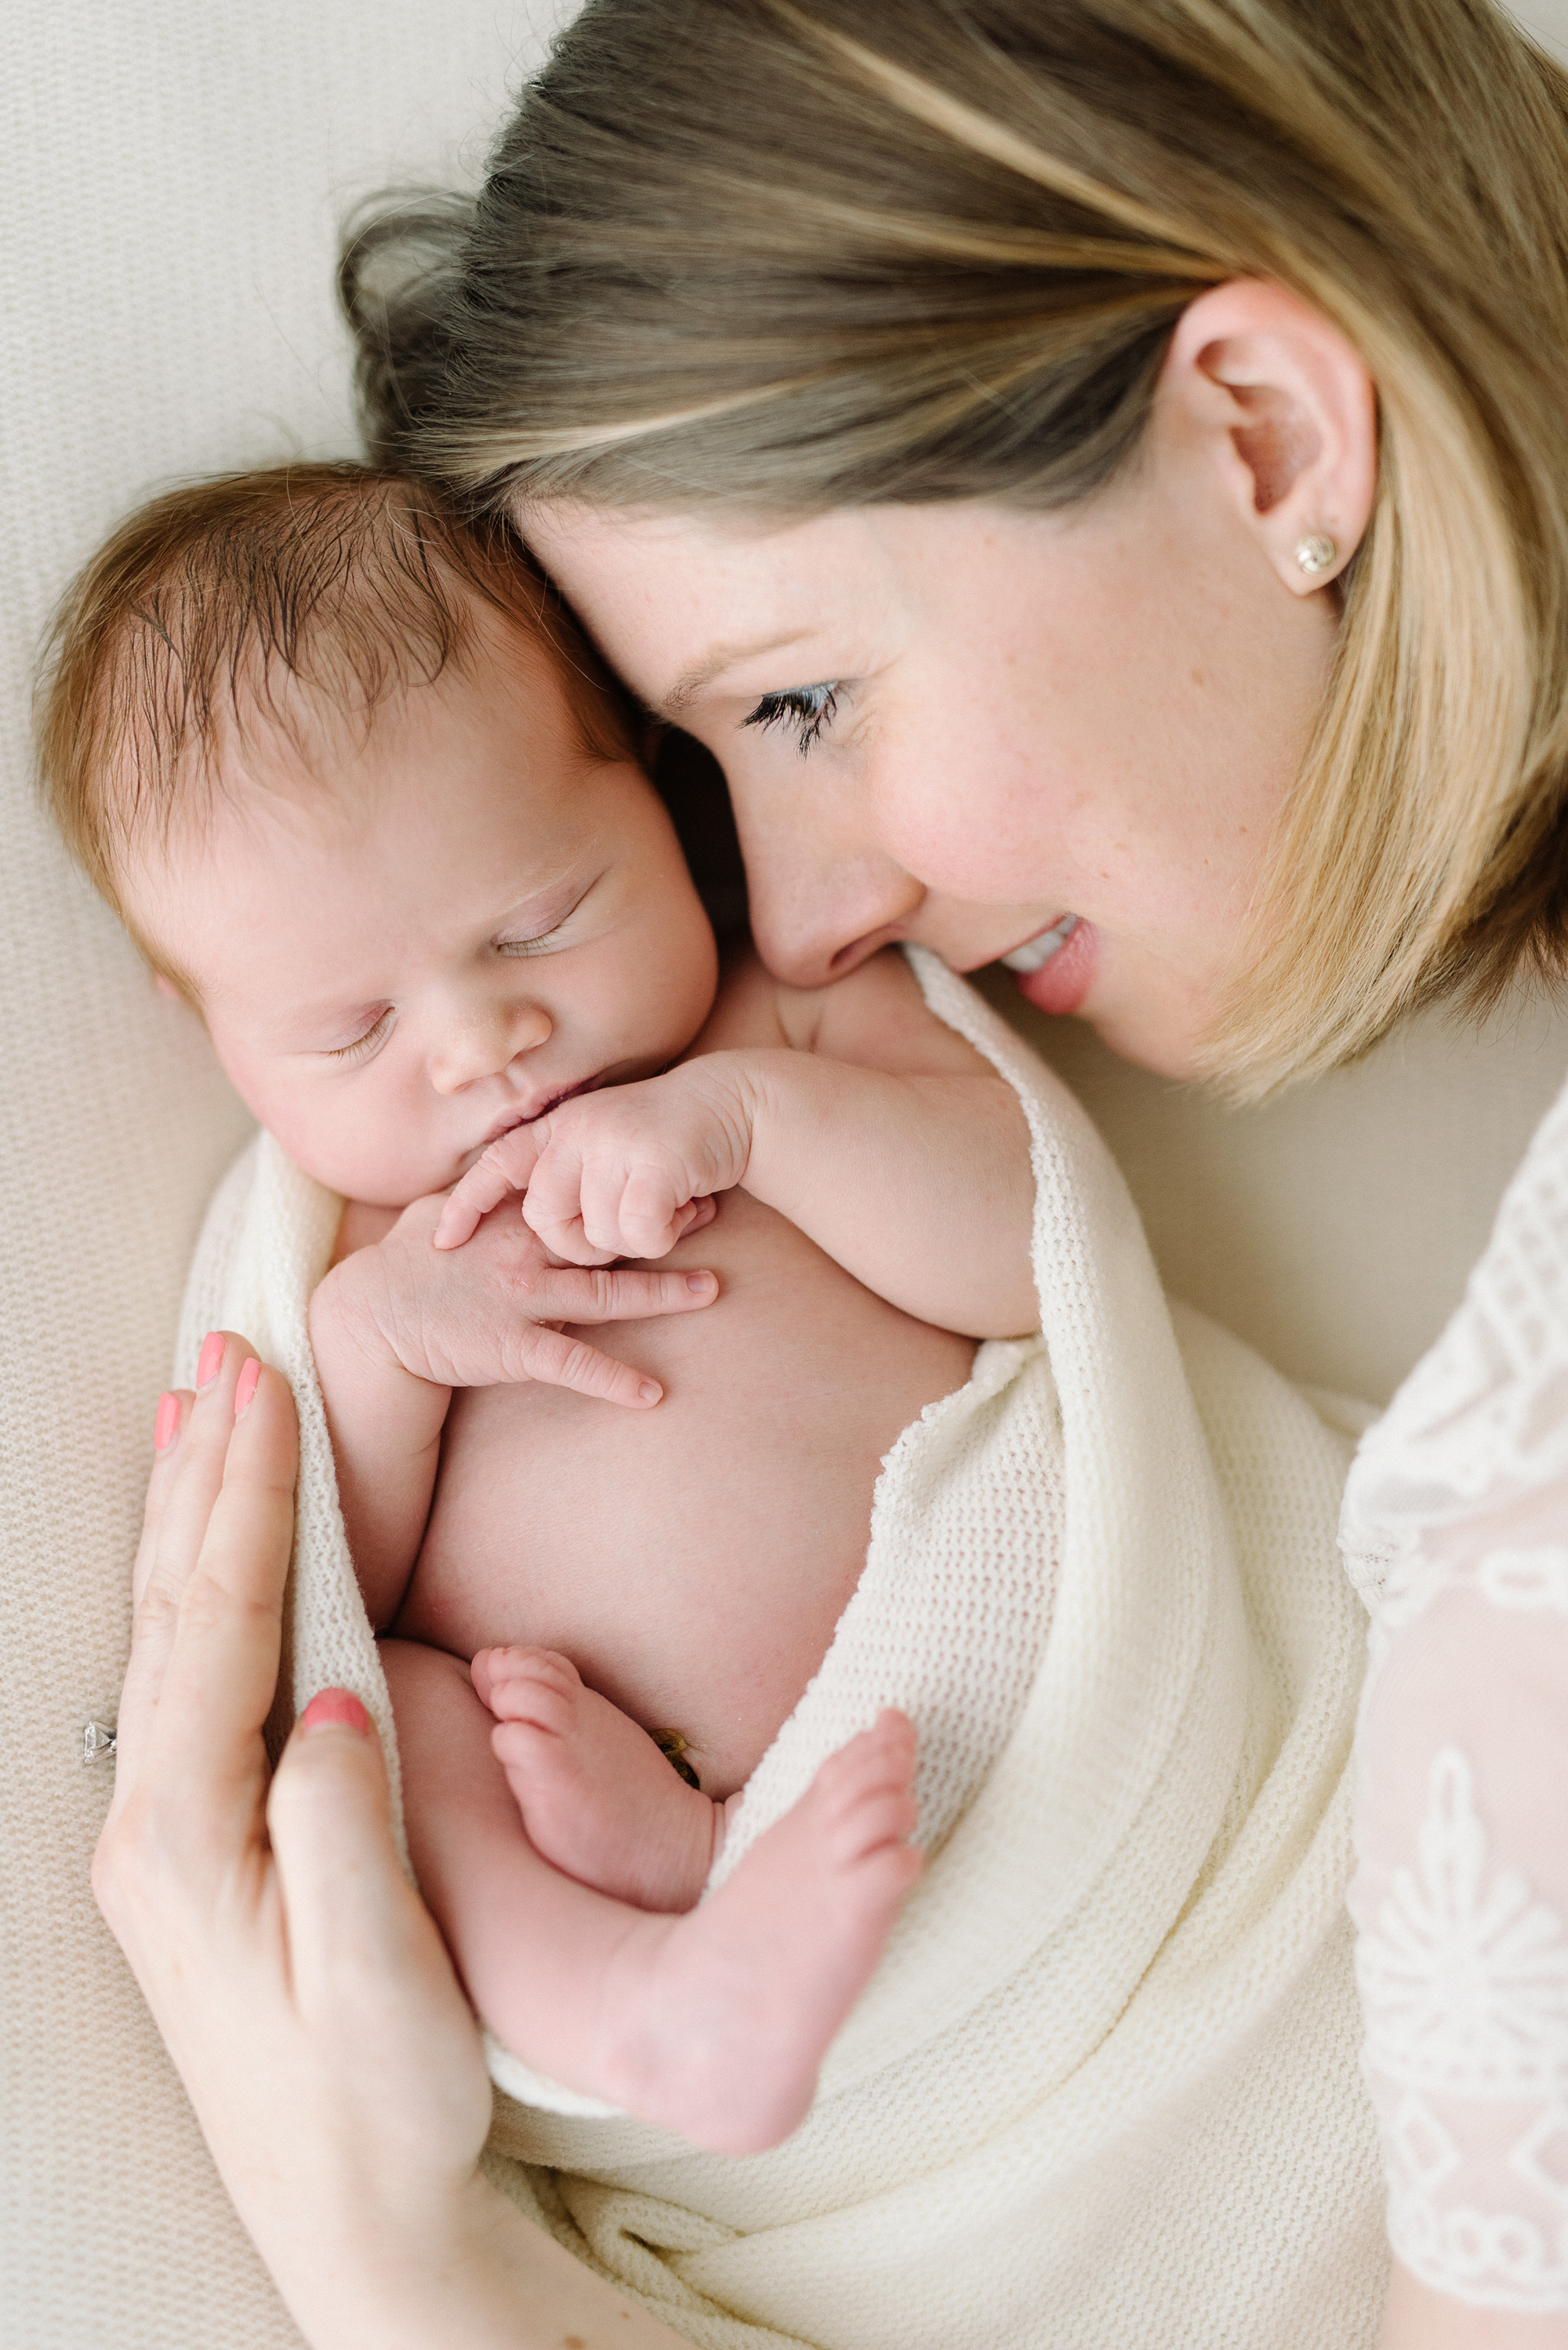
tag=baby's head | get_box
[38,464,718,1206]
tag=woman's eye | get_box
[325,1007,394,1065]
[742,681,840,757]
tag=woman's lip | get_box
[1000,914,1077,974]
[1011,917,1097,1016]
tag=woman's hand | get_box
[93,1332,689,2350]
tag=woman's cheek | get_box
[876,755,1076,904]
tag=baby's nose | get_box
[429,1000,554,1094]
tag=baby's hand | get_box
[315,1190,717,1406]
[435,1059,756,1266]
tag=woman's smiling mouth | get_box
[1000,915,1078,974]
[1004,917,1097,1017]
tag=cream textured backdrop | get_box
[2,5,1566,2345]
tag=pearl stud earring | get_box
[1294,533,1337,576]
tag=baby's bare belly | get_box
[394,1192,975,1797]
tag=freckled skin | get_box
[522,281,1379,1080]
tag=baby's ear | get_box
[151,970,202,1018]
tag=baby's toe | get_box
[481,1670,579,1738]
[472,1644,580,1715]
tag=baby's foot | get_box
[472,1646,718,1912]
[599,1709,923,2154]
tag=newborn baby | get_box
[40,464,1036,2152]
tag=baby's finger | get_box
[528,1262,718,1326]
[521,1141,598,1259]
[615,1168,691,1259]
[522,1193,616,1266]
[435,1128,543,1249]
[517,1324,667,1409]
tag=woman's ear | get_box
[1163,279,1377,597]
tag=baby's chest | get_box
[393,1191,975,1793]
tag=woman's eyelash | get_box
[742,682,840,757]
[325,1007,394,1065]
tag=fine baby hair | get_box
[34,461,632,991]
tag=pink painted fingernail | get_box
[299,1687,371,1734]
[233,1357,261,1418]
[196,1331,224,1389]
[153,1392,180,1452]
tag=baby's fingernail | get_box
[685,1272,717,1295]
[299,1687,371,1734]
[153,1393,180,1452]
[233,1357,261,1417]
[638,1378,662,1404]
[196,1331,224,1389]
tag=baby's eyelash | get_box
[325,1007,394,1065]
[742,682,840,757]
[494,883,595,956]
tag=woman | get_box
[97,0,1568,2341]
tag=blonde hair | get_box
[343,0,1568,1095]
[35,463,633,988]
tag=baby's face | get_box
[128,619,719,1206]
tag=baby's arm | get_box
[737,949,1036,1338]
[441,950,1036,1341]
[310,1233,451,1629]
[310,1193,721,1625]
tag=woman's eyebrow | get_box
[661,632,818,713]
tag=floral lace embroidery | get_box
[1358,1746,1568,2311]
[1359,1745,1568,2101]
[1342,1066,1568,2311]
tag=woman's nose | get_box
[428,997,554,1095]
[735,791,925,990]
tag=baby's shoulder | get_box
[695,942,975,1079]
[692,939,922,1058]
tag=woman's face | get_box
[523,291,1367,1079]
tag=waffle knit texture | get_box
[179,947,1388,2348]
[10,4,1568,2340]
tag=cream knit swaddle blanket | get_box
[176,950,1385,2349]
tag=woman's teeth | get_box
[1001,916,1078,975]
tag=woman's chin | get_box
[1013,928,1208,1081]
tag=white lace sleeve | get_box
[1341,1074,1568,2314]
